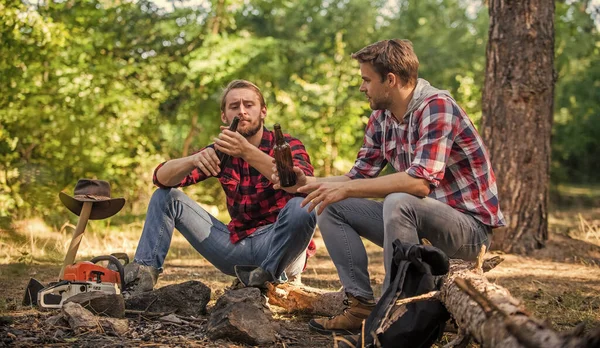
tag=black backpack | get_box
[356,240,451,348]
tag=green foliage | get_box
[552,1,600,184]
[0,0,597,223]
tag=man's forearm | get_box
[310,175,352,184]
[156,156,196,187]
[243,146,276,180]
[345,172,430,198]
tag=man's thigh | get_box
[319,198,385,247]
[385,194,490,260]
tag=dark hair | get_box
[351,39,419,86]
[220,80,266,112]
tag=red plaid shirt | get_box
[348,94,506,228]
[153,127,314,243]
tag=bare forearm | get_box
[311,175,351,184]
[156,156,196,187]
[345,172,430,198]
[243,146,276,180]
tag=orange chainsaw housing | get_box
[63,262,121,285]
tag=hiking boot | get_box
[122,262,160,297]
[308,294,375,335]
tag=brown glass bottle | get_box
[215,116,240,172]
[273,124,297,187]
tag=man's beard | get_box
[239,120,263,138]
[370,97,392,111]
[368,90,392,111]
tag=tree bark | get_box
[441,259,598,348]
[481,0,555,253]
[265,283,344,317]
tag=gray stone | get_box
[45,314,69,328]
[124,280,211,316]
[207,288,278,345]
[65,291,125,318]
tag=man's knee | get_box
[286,197,317,226]
[316,201,346,236]
[149,188,188,208]
[383,192,420,216]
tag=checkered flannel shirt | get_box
[347,94,506,228]
[154,126,314,243]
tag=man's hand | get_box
[271,160,308,193]
[214,128,251,159]
[191,147,221,177]
[298,181,349,215]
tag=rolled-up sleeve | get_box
[406,98,459,187]
[347,111,387,179]
[152,149,209,189]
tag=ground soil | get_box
[2,221,600,347]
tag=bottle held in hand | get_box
[215,116,240,171]
[273,124,297,187]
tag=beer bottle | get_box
[215,116,240,172]
[273,124,297,187]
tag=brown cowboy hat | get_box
[59,179,125,220]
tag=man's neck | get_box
[389,85,416,121]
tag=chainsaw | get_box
[26,253,128,309]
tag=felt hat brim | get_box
[59,191,125,220]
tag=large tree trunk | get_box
[481,0,555,253]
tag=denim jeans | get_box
[133,188,317,280]
[317,193,492,301]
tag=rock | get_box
[65,292,125,318]
[62,302,98,333]
[125,280,210,316]
[207,288,278,345]
[45,314,69,328]
[99,317,129,336]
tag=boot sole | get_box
[308,320,360,336]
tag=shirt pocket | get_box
[220,175,240,200]
[244,177,274,214]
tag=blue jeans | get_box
[133,188,317,280]
[317,193,492,301]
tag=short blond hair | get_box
[351,39,419,86]
[220,80,266,112]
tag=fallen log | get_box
[265,282,345,317]
[267,247,600,347]
[441,246,600,348]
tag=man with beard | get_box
[272,40,505,334]
[124,80,317,294]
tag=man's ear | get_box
[220,112,228,124]
[387,72,397,87]
[260,106,267,120]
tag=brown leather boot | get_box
[308,294,375,335]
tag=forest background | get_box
[0,0,599,253]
